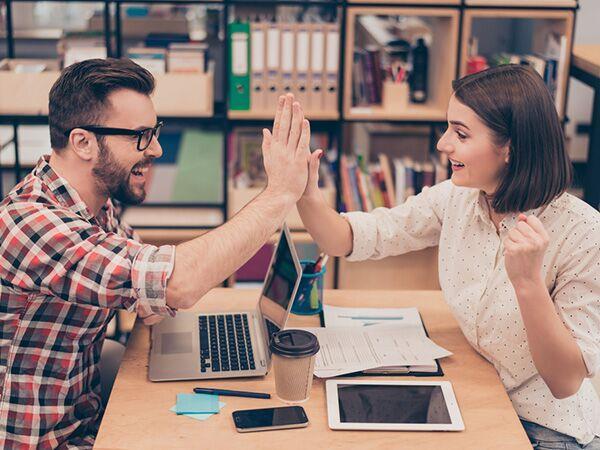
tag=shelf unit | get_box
[0,0,580,292]
[460,7,574,118]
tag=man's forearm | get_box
[166,189,295,308]
[514,278,588,399]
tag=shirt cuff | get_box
[128,244,176,317]
[340,211,379,262]
[577,339,599,378]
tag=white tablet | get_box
[326,380,465,431]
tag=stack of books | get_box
[127,42,209,75]
[58,31,107,68]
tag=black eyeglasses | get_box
[64,121,163,151]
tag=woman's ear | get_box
[502,143,511,164]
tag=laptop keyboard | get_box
[198,314,256,373]
[266,319,280,339]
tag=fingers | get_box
[297,118,311,156]
[287,102,304,152]
[262,128,272,152]
[523,215,548,239]
[272,96,285,141]
[308,149,322,174]
[279,94,294,145]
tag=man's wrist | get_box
[262,185,297,209]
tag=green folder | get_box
[228,21,250,110]
[172,130,223,203]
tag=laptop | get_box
[149,223,303,381]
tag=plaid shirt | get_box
[0,156,175,449]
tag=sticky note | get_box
[170,402,226,421]
[175,393,219,414]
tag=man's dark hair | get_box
[452,64,572,213]
[49,58,155,150]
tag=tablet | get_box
[326,380,465,431]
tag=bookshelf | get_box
[0,0,581,294]
[460,8,574,118]
[344,7,459,121]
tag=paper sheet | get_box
[322,305,444,374]
[302,325,452,378]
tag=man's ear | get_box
[68,129,97,162]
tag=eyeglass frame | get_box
[63,121,163,151]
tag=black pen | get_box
[193,387,271,399]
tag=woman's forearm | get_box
[297,193,353,257]
[513,277,589,399]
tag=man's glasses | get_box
[64,121,163,151]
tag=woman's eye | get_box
[456,130,467,140]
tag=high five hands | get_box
[261,93,324,202]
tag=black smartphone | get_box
[232,406,309,432]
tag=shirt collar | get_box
[475,189,556,231]
[33,155,112,222]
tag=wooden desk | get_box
[571,44,600,209]
[94,289,531,450]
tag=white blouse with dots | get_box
[342,180,600,445]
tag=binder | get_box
[293,21,310,108]
[308,22,325,111]
[228,21,250,111]
[323,21,339,112]
[250,21,267,112]
[280,22,295,99]
[265,20,281,109]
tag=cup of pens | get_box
[291,255,328,316]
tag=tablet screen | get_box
[337,384,451,424]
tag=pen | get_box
[193,387,271,399]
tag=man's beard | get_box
[92,140,147,205]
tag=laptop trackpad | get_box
[161,332,193,354]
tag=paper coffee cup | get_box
[270,329,320,403]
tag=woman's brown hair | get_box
[452,64,572,213]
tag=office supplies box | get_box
[229,21,250,110]
[320,305,444,376]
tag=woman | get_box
[297,65,600,449]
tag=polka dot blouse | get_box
[342,180,600,445]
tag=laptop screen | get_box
[258,225,301,334]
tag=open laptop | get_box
[149,223,302,381]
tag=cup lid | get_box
[270,329,320,358]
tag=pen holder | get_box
[291,260,326,316]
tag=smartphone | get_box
[232,406,309,432]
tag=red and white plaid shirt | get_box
[0,156,175,449]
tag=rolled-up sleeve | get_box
[553,225,600,377]
[129,243,176,316]
[341,180,452,262]
[0,203,176,316]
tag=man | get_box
[0,58,312,448]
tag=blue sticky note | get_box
[175,393,219,414]
[170,402,226,421]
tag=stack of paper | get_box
[302,305,452,378]
[170,393,225,421]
